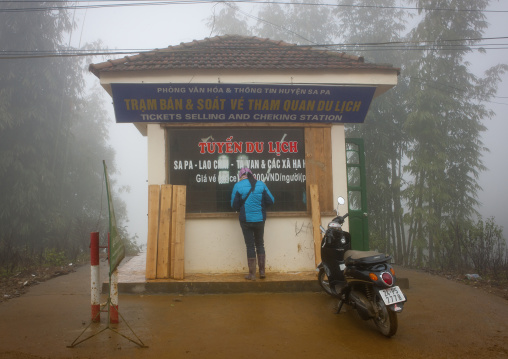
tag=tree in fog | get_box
[0,2,136,270]
[337,0,410,264]
[402,0,506,266]
[208,3,251,37]
[336,0,506,268]
[0,2,74,250]
[209,0,338,44]
[255,0,338,44]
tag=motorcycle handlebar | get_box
[338,213,348,221]
[333,213,348,225]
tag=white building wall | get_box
[147,124,166,185]
[185,217,317,273]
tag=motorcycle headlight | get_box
[328,222,341,229]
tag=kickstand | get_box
[335,299,344,314]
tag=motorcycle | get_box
[317,197,406,337]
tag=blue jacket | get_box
[231,179,274,222]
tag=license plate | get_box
[379,286,406,305]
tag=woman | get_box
[231,167,274,280]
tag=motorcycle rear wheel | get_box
[318,268,334,296]
[373,295,398,337]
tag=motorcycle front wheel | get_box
[373,295,398,337]
[317,268,334,296]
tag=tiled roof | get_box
[89,35,398,77]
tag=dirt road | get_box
[0,263,507,359]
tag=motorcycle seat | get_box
[344,250,391,266]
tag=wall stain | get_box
[295,221,313,236]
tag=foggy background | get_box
[69,2,507,245]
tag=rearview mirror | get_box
[338,196,345,205]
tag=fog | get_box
[73,3,217,243]
[70,2,508,244]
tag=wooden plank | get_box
[156,185,173,279]
[321,127,333,211]
[305,127,333,213]
[145,185,160,280]
[314,128,328,211]
[185,211,336,219]
[171,185,187,280]
[304,128,314,212]
[310,184,322,267]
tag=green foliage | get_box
[401,0,497,266]
[44,249,67,267]
[0,240,34,274]
[465,217,506,276]
[121,232,142,257]
[437,217,506,277]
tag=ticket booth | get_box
[89,35,399,278]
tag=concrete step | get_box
[103,272,320,295]
[101,254,408,295]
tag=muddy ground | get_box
[1,265,76,303]
[0,262,507,359]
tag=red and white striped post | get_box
[109,268,119,324]
[90,232,101,322]
[108,233,119,324]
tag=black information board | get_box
[168,128,307,213]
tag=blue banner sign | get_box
[111,83,376,124]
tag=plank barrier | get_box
[145,185,187,280]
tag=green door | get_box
[345,138,369,250]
